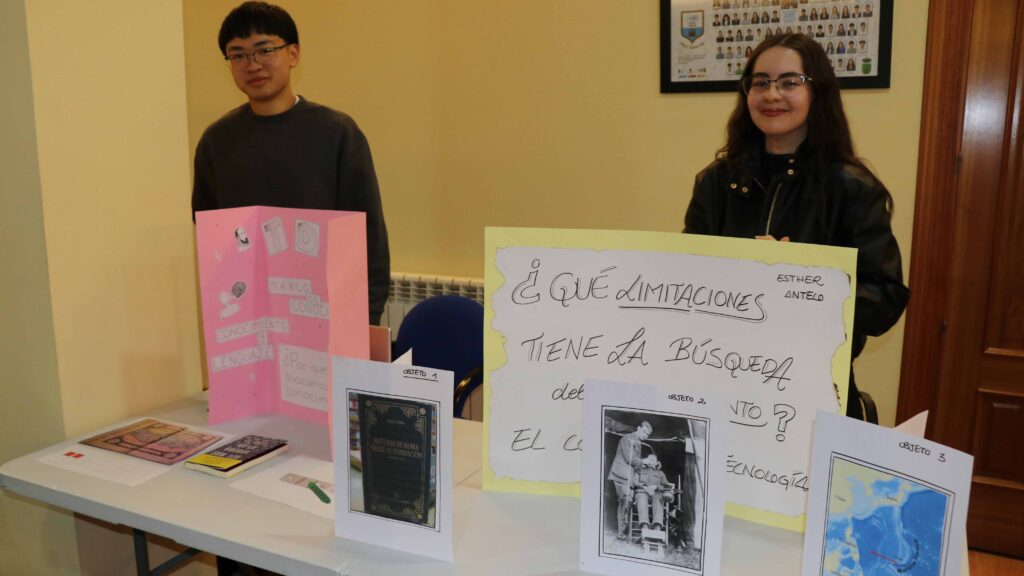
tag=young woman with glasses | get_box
[683,33,908,420]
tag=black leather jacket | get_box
[684,156,909,360]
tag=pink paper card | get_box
[196,207,369,426]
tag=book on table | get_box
[80,418,223,465]
[185,435,289,478]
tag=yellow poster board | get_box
[482,227,856,532]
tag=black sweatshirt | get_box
[192,97,390,324]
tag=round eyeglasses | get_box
[741,73,813,95]
[225,44,292,70]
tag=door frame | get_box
[896,0,976,426]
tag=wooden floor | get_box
[970,550,1024,576]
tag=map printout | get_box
[822,456,950,575]
[801,412,973,576]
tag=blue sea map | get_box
[821,457,950,576]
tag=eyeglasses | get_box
[741,73,813,95]
[224,43,292,70]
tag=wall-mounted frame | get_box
[660,0,893,93]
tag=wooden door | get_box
[899,0,1024,558]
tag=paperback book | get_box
[185,435,289,478]
[81,418,222,465]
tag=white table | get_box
[1,396,969,575]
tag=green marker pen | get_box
[307,481,331,504]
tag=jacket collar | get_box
[730,152,802,197]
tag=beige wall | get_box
[2,1,205,573]
[26,0,203,438]
[0,1,79,572]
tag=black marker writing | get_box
[548,266,615,308]
[730,399,767,427]
[776,274,824,286]
[726,455,809,492]
[784,290,824,302]
[898,441,931,456]
[665,337,793,390]
[511,259,542,305]
[563,434,583,451]
[520,333,604,362]
[551,381,584,401]
[607,328,648,366]
[616,274,767,322]
[773,403,795,442]
[511,428,546,451]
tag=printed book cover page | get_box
[333,357,454,561]
[357,394,434,526]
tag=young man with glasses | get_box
[192,1,390,326]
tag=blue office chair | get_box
[393,295,484,418]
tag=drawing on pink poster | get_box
[196,206,369,427]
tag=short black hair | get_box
[218,1,299,56]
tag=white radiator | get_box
[382,272,485,339]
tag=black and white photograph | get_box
[600,407,709,572]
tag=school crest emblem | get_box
[680,10,704,44]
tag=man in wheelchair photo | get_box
[601,410,705,571]
[633,454,676,536]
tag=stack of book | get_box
[185,435,289,478]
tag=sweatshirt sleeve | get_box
[336,121,391,325]
[191,136,217,221]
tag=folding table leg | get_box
[132,528,202,576]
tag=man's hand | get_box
[755,235,790,242]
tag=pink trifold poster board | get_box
[196,206,369,426]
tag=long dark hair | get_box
[718,33,892,211]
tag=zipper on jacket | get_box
[765,182,782,236]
